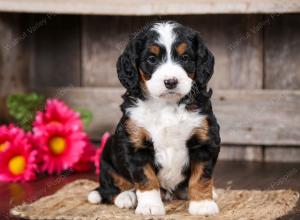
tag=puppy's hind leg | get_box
[88,187,137,208]
[109,166,136,209]
[114,189,137,209]
[87,161,122,204]
[88,186,102,204]
[88,160,136,209]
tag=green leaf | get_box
[7,93,45,131]
[76,109,93,129]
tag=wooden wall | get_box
[0,14,30,123]
[1,14,300,162]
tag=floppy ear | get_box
[195,33,215,88]
[116,39,139,91]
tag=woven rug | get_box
[10,179,299,220]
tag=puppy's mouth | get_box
[159,91,182,99]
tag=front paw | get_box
[114,190,137,209]
[188,200,219,215]
[135,189,166,216]
[135,202,165,215]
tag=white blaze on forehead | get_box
[147,22,192,100]
[151,22,177,60]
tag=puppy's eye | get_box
[181,54,190,62]
[147,56,158,65]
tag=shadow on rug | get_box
[10,179,299,220]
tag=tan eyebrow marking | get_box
[148,45,160,55]
[176,42,188,56]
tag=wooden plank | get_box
[38,88,300,145]
[32,15,81,87]
[81,16,121,87]
[219,145,263,161]
[82,15,263,89]
[82,16,153,87]
[177,15,263,89]
[0,0,300,15]
[265,147,300,162]
[264,14,300,89]
[214,90,300,145]
[0,14,30,122]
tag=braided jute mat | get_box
[10,179,299,220]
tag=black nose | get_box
[164,78,178,89]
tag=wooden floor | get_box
[0,161,299,220]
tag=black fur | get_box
[94,21,220,203]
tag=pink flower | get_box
[94,132,110,175]
[33,99,83,132]
[73,142,96,172]
[0,130,38,182]
[33,98,96,174]
[34,124,87,174]
[0,124,27,153]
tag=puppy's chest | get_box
[128,100,205,191]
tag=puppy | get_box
[88,21,220,216]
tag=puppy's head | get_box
[117,21,214,101]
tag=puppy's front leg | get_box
[133,164,165,216]
[188,161,219,215]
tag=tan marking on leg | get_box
[188,163,213,201]
[110,171,134,191]
[125,119,151,149]
[136,164,160,191]
[176,42,188,56]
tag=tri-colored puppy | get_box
[88,21,221,216]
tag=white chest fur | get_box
[127,99,206,192]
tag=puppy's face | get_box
[139,23,195,101]
[117,21,214,101]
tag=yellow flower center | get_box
[9,156,26,175]
[49,136,66,155]
[0,142,9,152]
[49,120,61,126]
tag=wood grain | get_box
[265,147,300,162]
[264,14,300,89]
[36,88,300,145]
[32,15,81,87]
[0,14,30,122]
[219,145,263,161]
[214,90,300,145]
[82,15,263,89]
[0,0,299,15]
[177,15,264,89]
[81,16,151,87]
